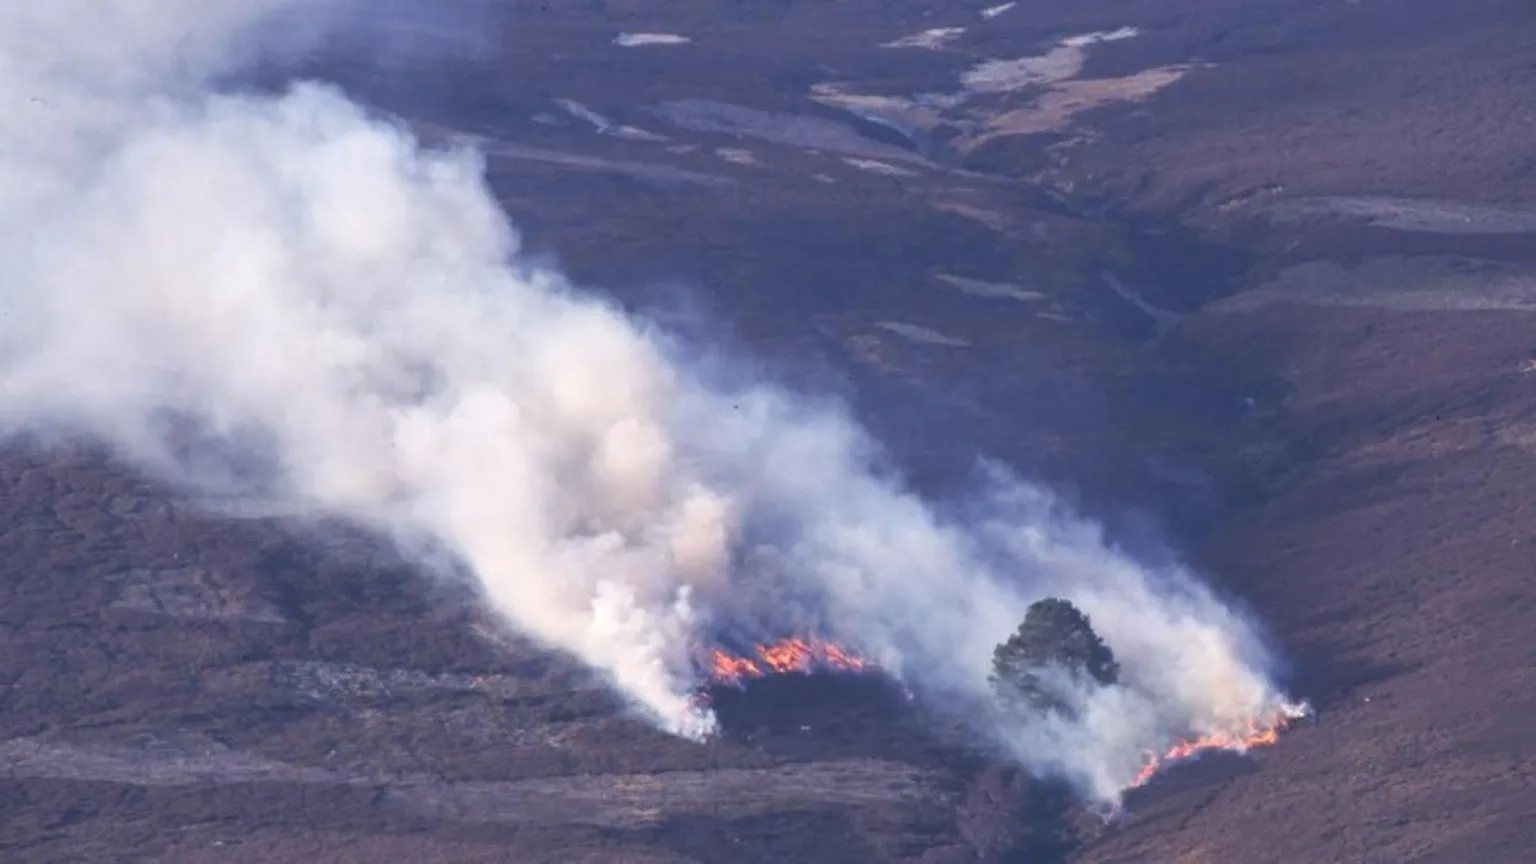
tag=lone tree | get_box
[990,598,1119,715]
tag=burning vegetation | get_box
[694,607,1305,862]
[696,600,1303,818]
[990,597,1305,793]
[701,637,874,687]
[1127,713,1299,790]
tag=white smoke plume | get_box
[0,2,1301,801]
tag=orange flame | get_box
[1127,712,1300,789]
[703,637,875,687]
[822,642,872,673]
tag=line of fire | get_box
[696,636,1301,791]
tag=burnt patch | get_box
[706,673,947,766]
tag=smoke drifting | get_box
[0,2,1301,800]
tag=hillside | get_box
[3,1,1534,861]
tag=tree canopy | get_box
[990,598,1119,714]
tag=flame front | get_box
[702,640,1303,794]
[703,637,874,686]
[1127,708,1306,790]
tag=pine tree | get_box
[990,598,1119,715]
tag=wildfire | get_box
[1127,707,1308,790]
[701,637,874,687]
[697,639,1305,792]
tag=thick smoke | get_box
[0,2,1299,800]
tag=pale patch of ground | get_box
[969,66,1192,144]
[1102,271,1181,328]
[881,28,965,50]
[108,567,285,624]
[842,157,916,177]
[961,28,1140,94]
[934,273,1047,302]
[614,33,690,47]
[1264,196,1536,235]
[963,48,1083,93]
[874,321,971,347]
[615,126,670,142]
[934,201,1014,234]
[1493,422,1536,456]
[554,98,613,132]
[1061,27,1141,49]
[809,85,956,138]
[715,147,758,165]
[815,27,1185,153]
[554,98,668,141]
[1209,256,1536,313]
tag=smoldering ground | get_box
[0,1,1300,801]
